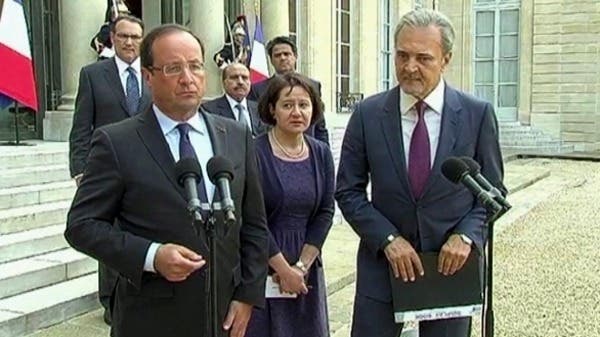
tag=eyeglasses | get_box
[148,62,206,77]
[115,33,143,42]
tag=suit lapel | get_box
[247,101,261,136]
[203,108,228,157]
[103,59,129,115]
[421,85,461,197]
[217,96,236,120]
[138,80,152,113]
[136,107,186,202]
[380,87,411,194]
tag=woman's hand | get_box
[273,266,308,295]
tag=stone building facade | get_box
[2,0,598,150]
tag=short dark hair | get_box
[110,15,144,33]
[140,24,205,69]
[221,62,249,82]
[266,36,297,58]
[257,73,324,127]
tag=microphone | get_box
[207,156,236,225]
[441,157,502,214]
[174,158,203,222]
[460,157,511,210]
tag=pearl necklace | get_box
[271,130,306,159]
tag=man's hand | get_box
[222,300,253,337]
[154,243,205,282]
[438,234,472,276]
[384,236,424,282]
[273,266,309,295]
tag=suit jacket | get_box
[69,57,152,177]
[254,134,335,259]
[201,95,266,137]
[248,75,329,145]
[64,108,268,337]
[335,84,504,302]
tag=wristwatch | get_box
[294,260,308,274]
[458,234,473,246]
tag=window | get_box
[473,0,520,120]
[289,0,298,45]
[380,0,392,90]
[336,0,351,112]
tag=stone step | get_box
[0,181,75,211]
[0,273,98,337]
[0,143,68,170]
[504,145,574,154]
[0,248,95,300]
[0,201,70,235]
[0,164,70,189]
[0,224,68,264]
[501,140,564,147]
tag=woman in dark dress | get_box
[244,73,335,337]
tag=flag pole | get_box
[13,102,20,145]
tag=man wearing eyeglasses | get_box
[68,14,151,326]
[65,24,268,337]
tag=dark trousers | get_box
[350,293,471,337]
[98,261,118,313]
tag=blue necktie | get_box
[126,67,140,115]
[235,103,251,130]
[176,123,209,204]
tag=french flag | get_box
[0,0,38,111]
[249,15,269,84]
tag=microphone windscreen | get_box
[174,158,202,186]
[460,157,481,176]
[441,157,470,184]
[207,156,234,183]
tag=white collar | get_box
[153,104,206,136]
[400,79,445,115]
[114,56,141,76]
[225,94,247,110]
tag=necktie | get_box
[126,67,140,115]
[235,104,251,131]
[176,123,209,204]
[408,101,431,199]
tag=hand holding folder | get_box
[389,252,483,323]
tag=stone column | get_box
[44,0,104,140]
[305,0,335,125]
[58,0,104,108]
[189,0,225,99]
[260,1,289,43]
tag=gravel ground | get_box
[472,159,600,337]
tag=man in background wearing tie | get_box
[335,9,504,337]
[202,62,265,137]
[65,24,268,337]
[68,14,151,325]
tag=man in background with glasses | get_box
[65,24,268,337]
[68,14,152,326]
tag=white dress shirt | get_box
[144,105,215,272]
[400,79,445,168]
[114,56,142,97]
[225,94,252,130]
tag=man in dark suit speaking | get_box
[65,24,268,337]
[335,9,504,337]
[202,63,266,137]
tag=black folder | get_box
[389,252,483,322]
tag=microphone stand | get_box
[482,202,511,337]
[199,202,235,337]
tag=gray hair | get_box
[394,9,455,55]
